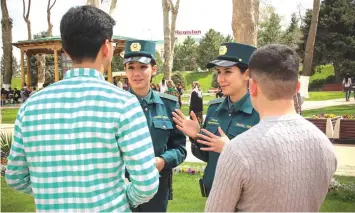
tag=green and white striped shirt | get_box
[5,68,159,212]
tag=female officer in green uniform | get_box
[123,40,187,212]
[173,42,260,197]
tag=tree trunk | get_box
[35,55,46,89]
[334,63,342,83]
[232,0,259,46]
[300,0,321,98]
[47,0,56,37]
[23,0,32,40]
[86,0,101,8]
[1,0,13,89]
[162,0,171,80]
[169,0,180,77]
[109,0,117,16]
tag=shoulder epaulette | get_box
[158,92,179,102]
[208,97,225,106]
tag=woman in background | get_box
[343,73,352,101]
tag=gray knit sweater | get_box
[205,114,337,212]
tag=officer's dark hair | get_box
[60,5,116,64]
[249,44,299,100]
[236,63,248,73]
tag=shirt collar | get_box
[129,88,164,105]
[217,92,253,114]
[64,68,104,80]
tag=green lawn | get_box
[2,104,354,124]
[306,91,345,101]
[1,108,18,124]
[1,174,354,212]
[302,105,355,117]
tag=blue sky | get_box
[0,0,313,60]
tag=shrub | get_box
[171,72,186,88]
[211,72,219,88]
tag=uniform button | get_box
[229,114,231,116]
[163,125,166,129]
[145,108,148,111]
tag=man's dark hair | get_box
[249,44,300,100]
[60,5,116,64]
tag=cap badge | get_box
[219,45,227,55]
[130,42,141,52]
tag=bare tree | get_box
[162,0,180,80]
[1,0,13,89]
[47,0,56,37]
[232,0,259,46]
[22,0,32,40]
[86,0,117,15]
[300,0,321,98]
[109,0,118,15]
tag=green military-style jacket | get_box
[192,92,260,192]
[130,89,187,173]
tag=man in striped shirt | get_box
[5,5,159,212]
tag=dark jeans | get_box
[345,87,351,100]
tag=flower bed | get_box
[334,114,355,142]
[173,166,204,176]
[306,114,339,138]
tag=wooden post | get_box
[54,49,59,82]
[21,49,25,88]
[27,54,31,87]
[108,63,112,83]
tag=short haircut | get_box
[60,5,116,64]
[249,44,299,100]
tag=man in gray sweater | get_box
[205,44,337,212]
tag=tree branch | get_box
[22,0,26,20]
[49,0,56,11]
[26,0,31,19]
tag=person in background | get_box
[160,79,167,93]
[172,43,260,198]
[189,81,203,124]
[13,88,21,104]
[205,44,337,212]
[5,6,159,212]
[30,87,37,96]
[123,40,187,212]
[156,83,161,92]
[342,73,352,101]
[293,91,303,114]
[215,86,224,98]
[116,77,123,88]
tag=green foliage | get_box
[111,56,124,72]
[308,65,336,90]
[298,0,355,82]
[0,131,12,156]
[155,51,163,73]
[173,36,198,71]
[223,34,234,43]
[258,6,283,47]
[171,72,186,88]
[281,13,301,49]
[1,56,19,78]
[196,29,225,70]
[211,72,218,88]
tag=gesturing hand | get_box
[196,127,230,153]
[172,109,200,140]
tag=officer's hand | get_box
[155,157,166,172]
[172,109,200,140]
[196,127,230,153]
